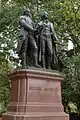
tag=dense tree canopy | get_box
[0,0,80,114]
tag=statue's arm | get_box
[36,21,43,34]
[50,23,58,41]
[19,17,36,32]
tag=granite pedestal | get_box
[2,69,69,120]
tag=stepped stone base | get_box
[2,69,69,120]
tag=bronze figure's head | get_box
[41,11,48,20]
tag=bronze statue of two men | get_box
[17,9,58,69]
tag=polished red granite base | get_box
[2,69,69,120]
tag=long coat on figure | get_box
[37,16,58,69]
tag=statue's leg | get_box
[47,38,53,69]
[40,36,46,68]
[28,34,40,67]
[21,38,28,67]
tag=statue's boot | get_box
[34,55,41,68]
[41,55,46,69]
[47,56,52,69]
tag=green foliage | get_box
[0,55,12,114]
[62,54,80,106]
[69,102,78,113]
[0,103,6,115]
